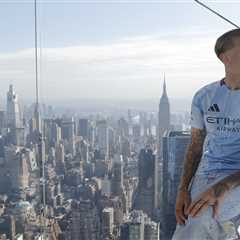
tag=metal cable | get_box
[194,0,240,29]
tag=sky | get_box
[0,0,240,103]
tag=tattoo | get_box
[214,171,240,195]
[213,183,229,198]
[178,128,206,191]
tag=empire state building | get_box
[158,77,170,157]
[155,76,171,209]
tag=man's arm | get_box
[187,157,240,217]
[186,167,240,219]
[178,127,206,191]
[212,171,240,197]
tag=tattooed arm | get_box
[186,170,240,219]
[175,127,206,224]
[186,152,240,218]
[212,171,240,196]
[178,127,206,191]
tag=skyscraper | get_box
[101,207,114,239]
[70,200,100,240]
[61,117,76,156]
[96,120,109,159]
[55,142,65,174]
[158,76,170,158]
[156,76,171,209]
[111,154,124,197]
[133,148,156,218]
[160,130,190,240]
[120,210,159,240]
[0,110,4,133]
[78,118,89,140]
[4,146,30,190]
[6,85,24,146]
[0,215,16,240]
[118,118,129,138]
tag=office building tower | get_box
[0,111,4,132]
[78,118,89,140]
[133,148,156,218]
[118,118,129,138]
[101,176,111,197]
[61,117,76,156]
[37,135,46,178]
[6,85,24,145]
[70,200,100,240]
[4,146,30,190]
[48,147,56,167]
[55,142,65,174]
[144,218,160,240]
[102,207,114,239]
[52,122,62,145]
[108,127,115,158]
[111,154,124,196]
[24,148,37,172]
[88,121,96,147]
[120,210,159,240]
[132,124,141,141]
[96,120,109,159]
[120,136,131,159]
[121,211,144,240]
[76,139,89,162]
[0,215,16,240]
[43,120,62,150]
[160,131,190,240]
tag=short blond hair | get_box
[215,29,240,59]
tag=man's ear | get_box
[219,52,229,65]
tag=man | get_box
[172,29,240,240]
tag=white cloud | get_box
[0,31,225,102]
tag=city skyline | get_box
[1,2,240,239]
[0,1,238,100]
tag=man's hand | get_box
[186,183,229,219]
[175,189,191,225]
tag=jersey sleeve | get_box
[190,91,205,130]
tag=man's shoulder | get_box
[193,80,220,100]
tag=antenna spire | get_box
[163,73,166,94]
[34,0,41,134]
[34,0,47,238]
[162,73,167,97]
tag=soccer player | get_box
[172,29,240,239]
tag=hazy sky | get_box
[0,1,239,102]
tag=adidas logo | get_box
[208,104,220,112]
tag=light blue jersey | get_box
[190,78,240,175]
